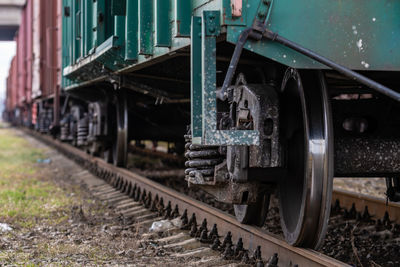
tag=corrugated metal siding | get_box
[12,0,34,107]
[16,16,25,106]
[6,0,62,119]
[32,0,41,98]
[25,0,33,104]
[6,57,17,111]
[40,0,61,98]
[56,0,62,89]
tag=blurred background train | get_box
[3,0,400,249]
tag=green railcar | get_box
[60,0,400,249]
[62,0,400,89]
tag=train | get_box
[4,0,62,131]
[4,0,400,249]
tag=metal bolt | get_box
[209,27,216,33]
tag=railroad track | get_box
[26,128,400,266]
[332,189,400,225]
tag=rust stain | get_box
[176,20,181,34]
[231,0,242,17]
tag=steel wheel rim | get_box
[279,69,333,248]
[234,193,270,226]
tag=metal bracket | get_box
[219,0,272,100]
[190,11,260,146]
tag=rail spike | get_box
[164,201,172,219]
[130,184,137,198]
[140,189,147,204]
[145,192,152,208]
[135,187,141,202]
[211,235,221,250]
[172,204,179,218]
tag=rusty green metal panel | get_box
[111,0,126,16]
[192,10,259,146]
[93,0,107,46]
[125,0,138,61]
[226,0,400,71]
[175,0,191,36]
[62,0,73,89]
[63,0,127,81]
[155,0,171,47]
[83,0,93,56]
[191,16,202,140]
[138,0,153,55]
[71,0,82,62]
[114,15,125,48]
[112,0,126,53]
[63,0,400,93]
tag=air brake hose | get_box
[218,28,261,101]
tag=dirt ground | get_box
[0,127,205,266]
[1,125,393,266]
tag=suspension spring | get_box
[39,109,52,133]
[60,123,69,141]
[77,115,89,147]
[184,133,223,182]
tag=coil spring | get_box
[77,116,89,147]
[39,109,52,133]
[60,122,70,141]
[184,134,222,182]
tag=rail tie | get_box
[26,129,349,266]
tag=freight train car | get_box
[4,57,17,122]
[4,0,34,126]
[5,0,400,249]
[32,0,63,133]
[4,0,62,131]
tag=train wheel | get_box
[112,90,128,167]
[279,69,333,248]
[234,193,270,226]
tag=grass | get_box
[0,128,73,228]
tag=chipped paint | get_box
[361,61,370,68]
[231,0,242,17]
[356,39,363,52]
[352,25,358,35]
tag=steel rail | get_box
[332,188,400,224]
[26,129,347,267]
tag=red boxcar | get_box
[4,0,33,125]
[39,0,61,99]
[5,57,17,122]
[4,0,62,129]
[35,0,62,130]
